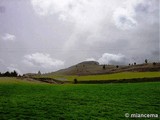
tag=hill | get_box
[44,61,160,76]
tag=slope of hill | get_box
[44,61,160,76]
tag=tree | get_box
[145,59,148,64]
[116,65,119,68]
[13,70,18,77]
[4,71,10,77]
[103,65,106,70]
[134,62,136,65]
[38,71,41,75]
[10,70,18,77]
[74,78,78,84]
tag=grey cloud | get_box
[113,8,137,30]
[1,33,16,41]
[7,64,22,75]
[0,0,159,73]
[23,53,64,68]
[135,3,150,13]
[98,53,128,65]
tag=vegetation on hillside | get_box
[35,72,160,83]
[43,61,160,76]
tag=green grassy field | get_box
[40,71,160,81]
[0,77,160,119]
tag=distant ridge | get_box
[44,61,160,76]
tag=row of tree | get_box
[102,59,157,70]
[0,71,18,77]
[129,59,148,66]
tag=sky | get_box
[0,0,159,74]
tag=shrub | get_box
[103,65,106,70]
[153,62,156,66]
[74,78,78,84]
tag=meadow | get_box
[41,71,160,81]
[0,77,160,119]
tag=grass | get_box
[39,71,160,81]
[0,77,160,119]
[0,77,46,85]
